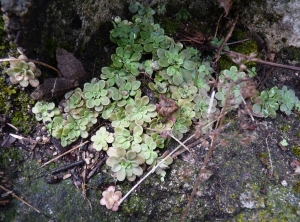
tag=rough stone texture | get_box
[241,0,300,52]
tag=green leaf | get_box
[167,66,176,76]
[158,57,169,67]
[131,52,142,62]
[183,60,196,70]
[116,47,124,57]
[144,43,154,52]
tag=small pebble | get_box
[41,126,47,131]
[35,136,42,142]
[42,136,50,143]
[281,180,288,187]
[89,153,94,158]
[53,151,58,156]
[63,174,72,180]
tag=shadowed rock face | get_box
[3,0,299,55]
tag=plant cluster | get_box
[5,55,41,87]
[252,85,299,117]
[30,2,261,182]
[29,2,300,211]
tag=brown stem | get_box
[214,14,239,63]
[29,59,63,77]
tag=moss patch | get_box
[0,77,35,134]
[219,40,258,70]
[291,146,300,157]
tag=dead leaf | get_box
[31,77,76,100]
[156,95,179,122]
[31,48,87,100]
[56,48,86,83]
[218,0,232,16]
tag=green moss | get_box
[0,15,10,57]
[279,124,291,133]
[0,147,23,171]
[159,17,180,36]
[294,181,300,193]
[291,146,300,157]
[0,77,35,134]
[219,40,258,70]
[232,29,247,41]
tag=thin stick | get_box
[209,46,300,72]
[241,96,255,122]
[226,39,249,46]
[6,123,19,131]
[40,141,88,168]
[214,14,239,63]
[214,13,224,38]
[0,184,42,214]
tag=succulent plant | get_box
[125,96,157,126]
[70,106,99,129]
[140,59,160,75]
[102,102,117,120]
[110,107,131,129]
[63,88,85,113]
[177,101,196,120]
[140,26,167,53]
[47,116,63,137]
[110,17,139,47]
[149,152,173,182]
[215,86,243,109]
[172,117,192,140]
[151,132,166,148]
[252,86,280,118]
[111,46,142,76]
[138,134,158,165]
[149,116,174,134]
[210,37,229,51]
[194,61,214,91]
[193,94,217,119]
[100,186,122,211]
[278,86,298,115]
[5,55,41,87]
[100,67,128,87]
[110,76,141,106]
[149,81,169,94]
[170,85,198,101]
[91,127,114,151]
[83,78,111,111]
[32,101,60,123]
[157,43,197,85]
[113,125,143,149]
[221,66,245,82]
[54,114,89,147]
[106,147,145,181]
